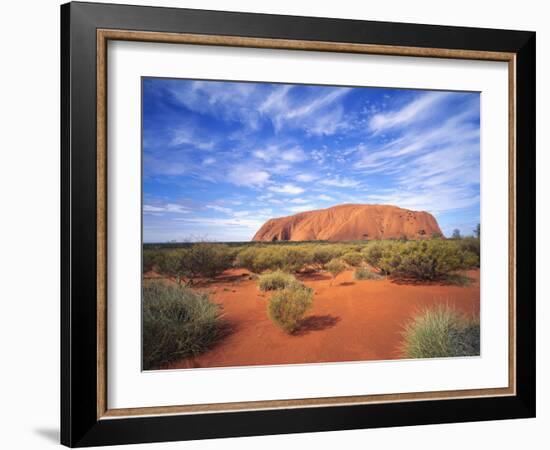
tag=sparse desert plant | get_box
[143,249,162,273]
[362,243,386,267]
[326,258,346,285]
[154,243,234,283]
[235,245,312,273]
[402,305,480,358]
[458,236,480,260]
[156,250,188,284]
[310,246,338,268]
[142,281,226,369]
[183,243,235,279]
[342,251,363,267]
[234,247,259,272]
[280,247,312,272]
[267,284,313,333]
[474,223,481,239]
[258,271,298,291]
[353,267,382,280]
[364,240,479,281]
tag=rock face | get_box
[252,204,443,242]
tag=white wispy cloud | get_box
[174,216,264,229]
[268,184,305,195]
[281,147,307,162]
[295,173,317,182]
[356,99,480,172]
[171,80,262,130]
[171,128,215,150]
[369,91,450,133]
[318,194,334,201]
[289,198,310,204]
[206,204,233,214]
[260,85,351,134]
[287,204,318,213]
[143,203,190,214]
[253,144,306,164]
[227,164,270,187]
[259,85,293,114]
[321,177,361,188]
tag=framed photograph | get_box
[61,2,536,447]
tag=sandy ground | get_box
[160,268,480,369]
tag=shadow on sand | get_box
[390,273,474,287]
[294,314,340,336]
[298,272,332,282]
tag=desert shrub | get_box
[281,247,312,272]
[154,243,234,282]
[258,271,298,291]
[458,236,480,260]
[267,284,313,333]
[142,281,226,369]
[183,243,234,278]
[235,246,311,273]
[402,305,480,358]
[354,267,382,280]
[156,250,188,284]
[362,243,387,267]
[395,241,461,280]
[234,247,258,272]
[342,251,363,267]
[143,250,162,273]
[326,258,346,285]
[365,240,479,280]
[310,246,342,268]
[474,223,481,239]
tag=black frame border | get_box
[61,2,535,447]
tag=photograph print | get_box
[141,78,481,371]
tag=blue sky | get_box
[142,78,480,242]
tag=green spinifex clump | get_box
[362,239,479,281]
[142,281,227,370]
[325,258,346,285]
[258,270,299,291]
[402,305,480,359]
[267,283,314,334]
[353,267,382,280]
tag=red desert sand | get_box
[253,204,443,242]
[162,268,480,369]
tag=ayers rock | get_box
[252,204,443,242]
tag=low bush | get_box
[143,250,162,273]
[184,243,235,278]
[342,251,363,267]
[309,246,343,268]
[267,284,313,333]
[364,240,480,281]
[156,250,187,284]
[142,281,226,370]
[402,305,480,358]
[458,237,481,268]
[235,246,312,273]
[326,258,346,285]
[353,267,382,280]
[362,242,396,268]
[154,244,235,282]
[258,271,298,291]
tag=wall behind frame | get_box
[0,0,546,449]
